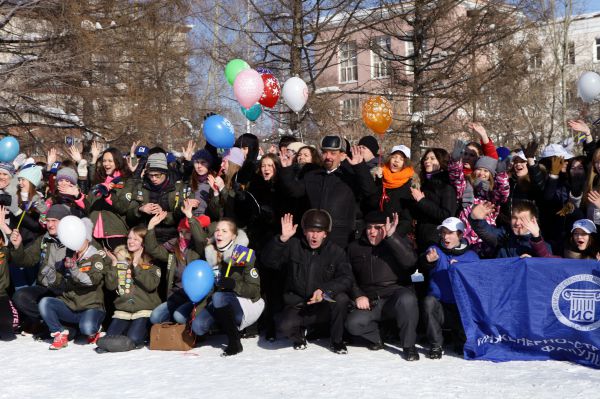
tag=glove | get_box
[216,277,236,291]
[91,184,110,198]
[496,158,508,174]
[523,141,539,159]
[550,156,565,176]
[451,140,467,161]
[77,159,88,178]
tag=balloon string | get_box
[378,155,389,211]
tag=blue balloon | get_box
[182,260,215,303]
[202,115,235,149]
[0,136,19,163]
[256,67,273,75]
[240,104,262,122]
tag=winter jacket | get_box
[243,174,285,250]
[279,161,376,248]
[368,179,415,236]
[261,235,353,306]
[84,175,135,238]
[347,233,417,300]
[419,240,479,304]
[469,216,553,258]
[411,171,457,251]
[105,260,162,318]
[51,245,109,311]
[10,233,68,287]
[0,247,11,297]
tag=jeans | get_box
[150,301,194,324]
[191,292,244,336]
[107,317,149,346]
[38,297,105,336]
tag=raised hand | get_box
[46,147,58,170]
[523,141,539,159]
[129,140,140,159]
[91,141,101,164]
[568,120,591,136]
[280,213,298,242]
[67,145,82,163]
[181,198,198,218]
[280,150,293,167]
[588,190,600,208]
[385,212,399,238]
[471,201,494,220]
[347,145,364,166]
[520,215,540,238]
[550,156,565,176]
[451,139,467,161]
[468,122,489,142]
[182,140,195,161]
[148,210,168,229]
[425,247,439,263]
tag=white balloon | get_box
[57,215,87,251]
[577,71,600,103]
[282,77,308,112]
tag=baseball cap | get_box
[437,217,465,233]
[135,146,149,157]
[390,145,411,159]
[571,219,597,234]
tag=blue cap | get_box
[166,152,177,164]
[50,161,61,174]
[135,146,148,157]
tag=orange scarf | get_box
[382,165,414,189]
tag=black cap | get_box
[364,210,388,225]
[321,135,343,151]
[301,209,332,232]
[358,135,379,157]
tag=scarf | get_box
[178,237,190,253]
[382,165,414,189]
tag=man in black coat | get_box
[345,211,420,361]
[279,135,376,248]
[261,209,353,354]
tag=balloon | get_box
[57,215,87,251]
[240,103,263,122]
[256,67,273,75]
[259,73,280,108]
[0,136,20,163]
[203,115,235,149]
[282,77,308,112]
[224,59,250,86]
[233,69,264,109]
[577,71,600,103]
[362,96,393,134]
[182,260,215,303]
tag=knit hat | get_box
[46,204,71,220]
[56,167,78,185]
[178,215,211,231]
[223,147,245,167]
[474,156,498,177]
[17,165,42,187]
[358,135,379,157]
[146,153,168,173]
[192,149,214,166]
[496,146,511,161]
[166,152,177,164]
[364,210,388,225]
[0,162,15,176]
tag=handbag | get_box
[149,323,196,351]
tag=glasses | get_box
[147,173,164,179]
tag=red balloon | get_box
[259,73,280,108]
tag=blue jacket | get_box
[420,241,479,304]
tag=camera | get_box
[0,193,12,207]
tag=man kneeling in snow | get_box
[261,209,352,354]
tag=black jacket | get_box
[261,235,353,306]
[347,233,417,300]
[411,171,457,251]
[279,161,376,247]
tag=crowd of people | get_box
[0,119,598,361]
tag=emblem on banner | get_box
[552,274,600,331]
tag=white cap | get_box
[437,217,465,233]
[540,143,574,160]
[510,150,527,162]
[571,219,597,234]
[390,145,411,159]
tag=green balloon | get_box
[225,59,250,86]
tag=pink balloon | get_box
[234,69,264,109]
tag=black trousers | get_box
[278,292,350,344]
[421,295,465,347]
[345,286,419,347]
[12,285,53,322]
[0,295,18,340]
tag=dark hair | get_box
[511,200,538,218]
[466,141,483,156]
[93,147,131,183]
[235,134,259,154]
[279,135,296,149]
[419,148,449,180]
[257,153,281,179]
[297,146,322,167]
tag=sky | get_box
[586,0,600,12]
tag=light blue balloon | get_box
[0,136,19,162]
[182,260,215,303]
[202,115,235,149]
[240,103,262,122]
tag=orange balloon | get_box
[362,96,393,134]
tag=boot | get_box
[428,345,443,360]
[403,346,420,361]
[214,305,243,357]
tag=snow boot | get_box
[214,305,243,357]
[49,330,69,350]
[403,346,420,361]
[331,342,348,355]
[428,345,443,359]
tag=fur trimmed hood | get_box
[204,228,249,268]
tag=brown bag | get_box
[149,323,196,351]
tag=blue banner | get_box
[449,257,600,368]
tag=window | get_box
[565,41,575,65]
[339,41,358,83]
[596,38,600,62]
[407,93,413,115]
[405,40,414,74]
[371,36,391,79]
[340,98,359,120]
[528,48,543,70]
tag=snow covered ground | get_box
[3,334,600,399]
